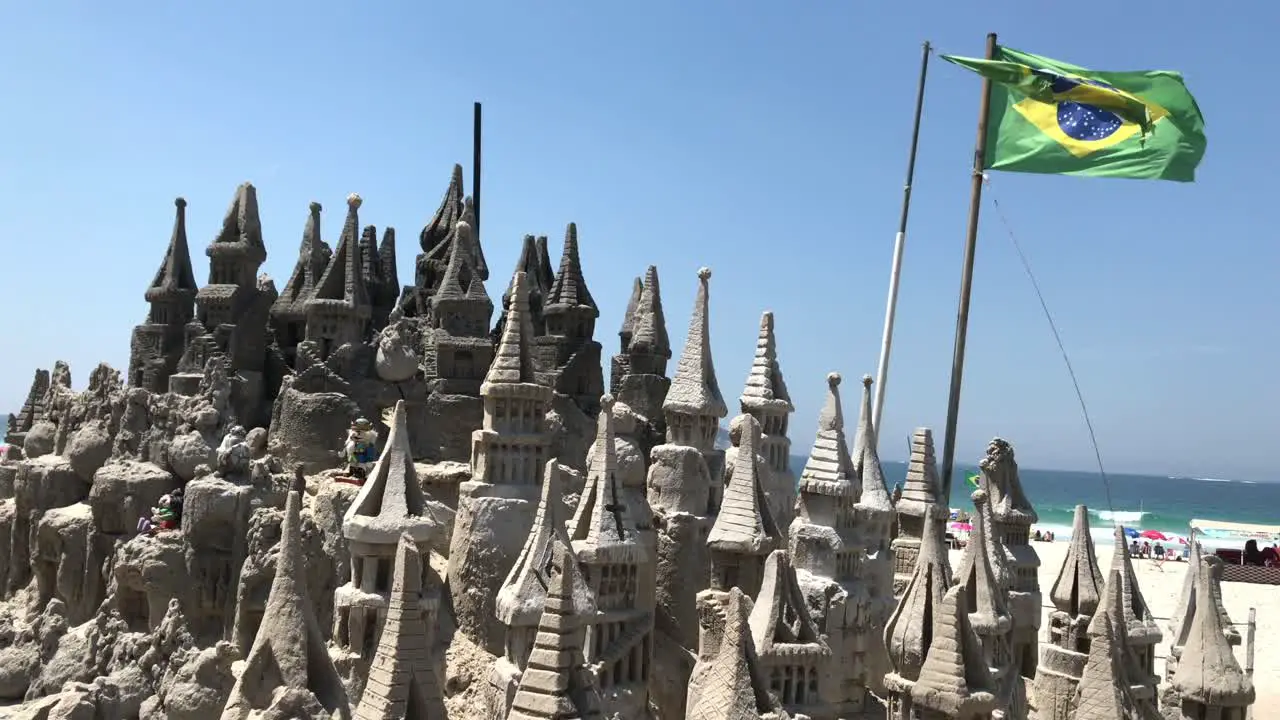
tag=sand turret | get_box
[909,584,997,719]
[221,489,350,720]
[353,534,446,720]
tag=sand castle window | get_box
[376,557,392,592]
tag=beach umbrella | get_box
[949,521,973,533]
[1140,530,1169,541]
[1122,527,1140,539]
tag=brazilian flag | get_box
[942,46,1207,182]
[966,472,981,490]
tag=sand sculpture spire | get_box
[130,197,201,391]
[737,311,796,532]
[909,584,997,719]
[1104,525,1163,685]
[343,400,436,544]
[1168,543,1240,682]
[686,587,783,720]
[1087,565,1160,716]
[1071,611,1137,720]
[505,542,602,720]
[1051,506,1105,618]
[707,414,779,597]
[539,223,605,416]
[570,395,643,561]
[273,201,330,329]
[449,264,549,652]
[854,375,892,513]
[221,489,350,720]
[618,276,643,351]
[303,194,372,360]
[147,197,199,308]
[1035,504,1106,720]
[978,438,1041,677]
[484,271,538,388]
[1170,557,1255,716]
[546,222,596,312]
[665,267,728,431]
[491,463,594,718]
[892,428,949,597]
[748,550,829,714]
[629,265,670,363]
[501,235,549,336]
[884,505,952,718]
[569,395,654,717]
[353,534,446,720]
[797,372,855,492]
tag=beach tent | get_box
[1190,518,1280,544]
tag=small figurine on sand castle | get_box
[338,418,378,484]
[137,488,184,536]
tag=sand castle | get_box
[0,165,1257,720]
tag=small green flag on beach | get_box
[966,472,981,490]
[941,46,1207,182]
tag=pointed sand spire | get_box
[569,395,644,563]
[738,311,792,414]
[420,163,465,253]
[146,197,198,304]
[222,489,350,720]
[618,276,643,347]
[687,587,779,720]
[885,506,953,680]
[952,490,1011,637]
[498,462,594,627]
[535,235,555,293]
[1171,557,1255,709]
[1050,505,1105,617]
[546,222,596,312]
[343,401,438,545]
[909,584,997,717]
[379,227,398,292]
[798,372,855,492]
[1071,610,1134,719]
[504,235,547,310]
[506,542,602,720]
[664,268,725,416]
[708,415,778,554]
[1099,526,1161,645]
[748,549,825,653]
[897,428,946,517]
[211,181,266,257]
[628,265,670,359]
[354,534,446,720]
[1170,542,1240,649]
[277,201,330,307]
[855,375,893,513]
[312,194,371,309]
[437,220,488,301]
[484,271,537,388]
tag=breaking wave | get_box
[1092,509,1148,523]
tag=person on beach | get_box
[1154,541,1165,559]
[1130,539,1141,557]
[1261,544,1278,567]
[1244,539,1264,566]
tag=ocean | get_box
[789,455,1280,550]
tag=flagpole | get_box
[872,40,933,447]
[938,32,998,507]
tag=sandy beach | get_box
[949,537,1276,708]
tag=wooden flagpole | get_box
[872,40,933,446]
[938,32,998,506]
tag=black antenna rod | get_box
[472,102,482,238]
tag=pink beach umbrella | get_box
[949,521,973,533]
[1140,530,1169,541]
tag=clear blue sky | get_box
[2,1,1275,481]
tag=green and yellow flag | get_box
[942,46,1207,182]
[966,472,981,490]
